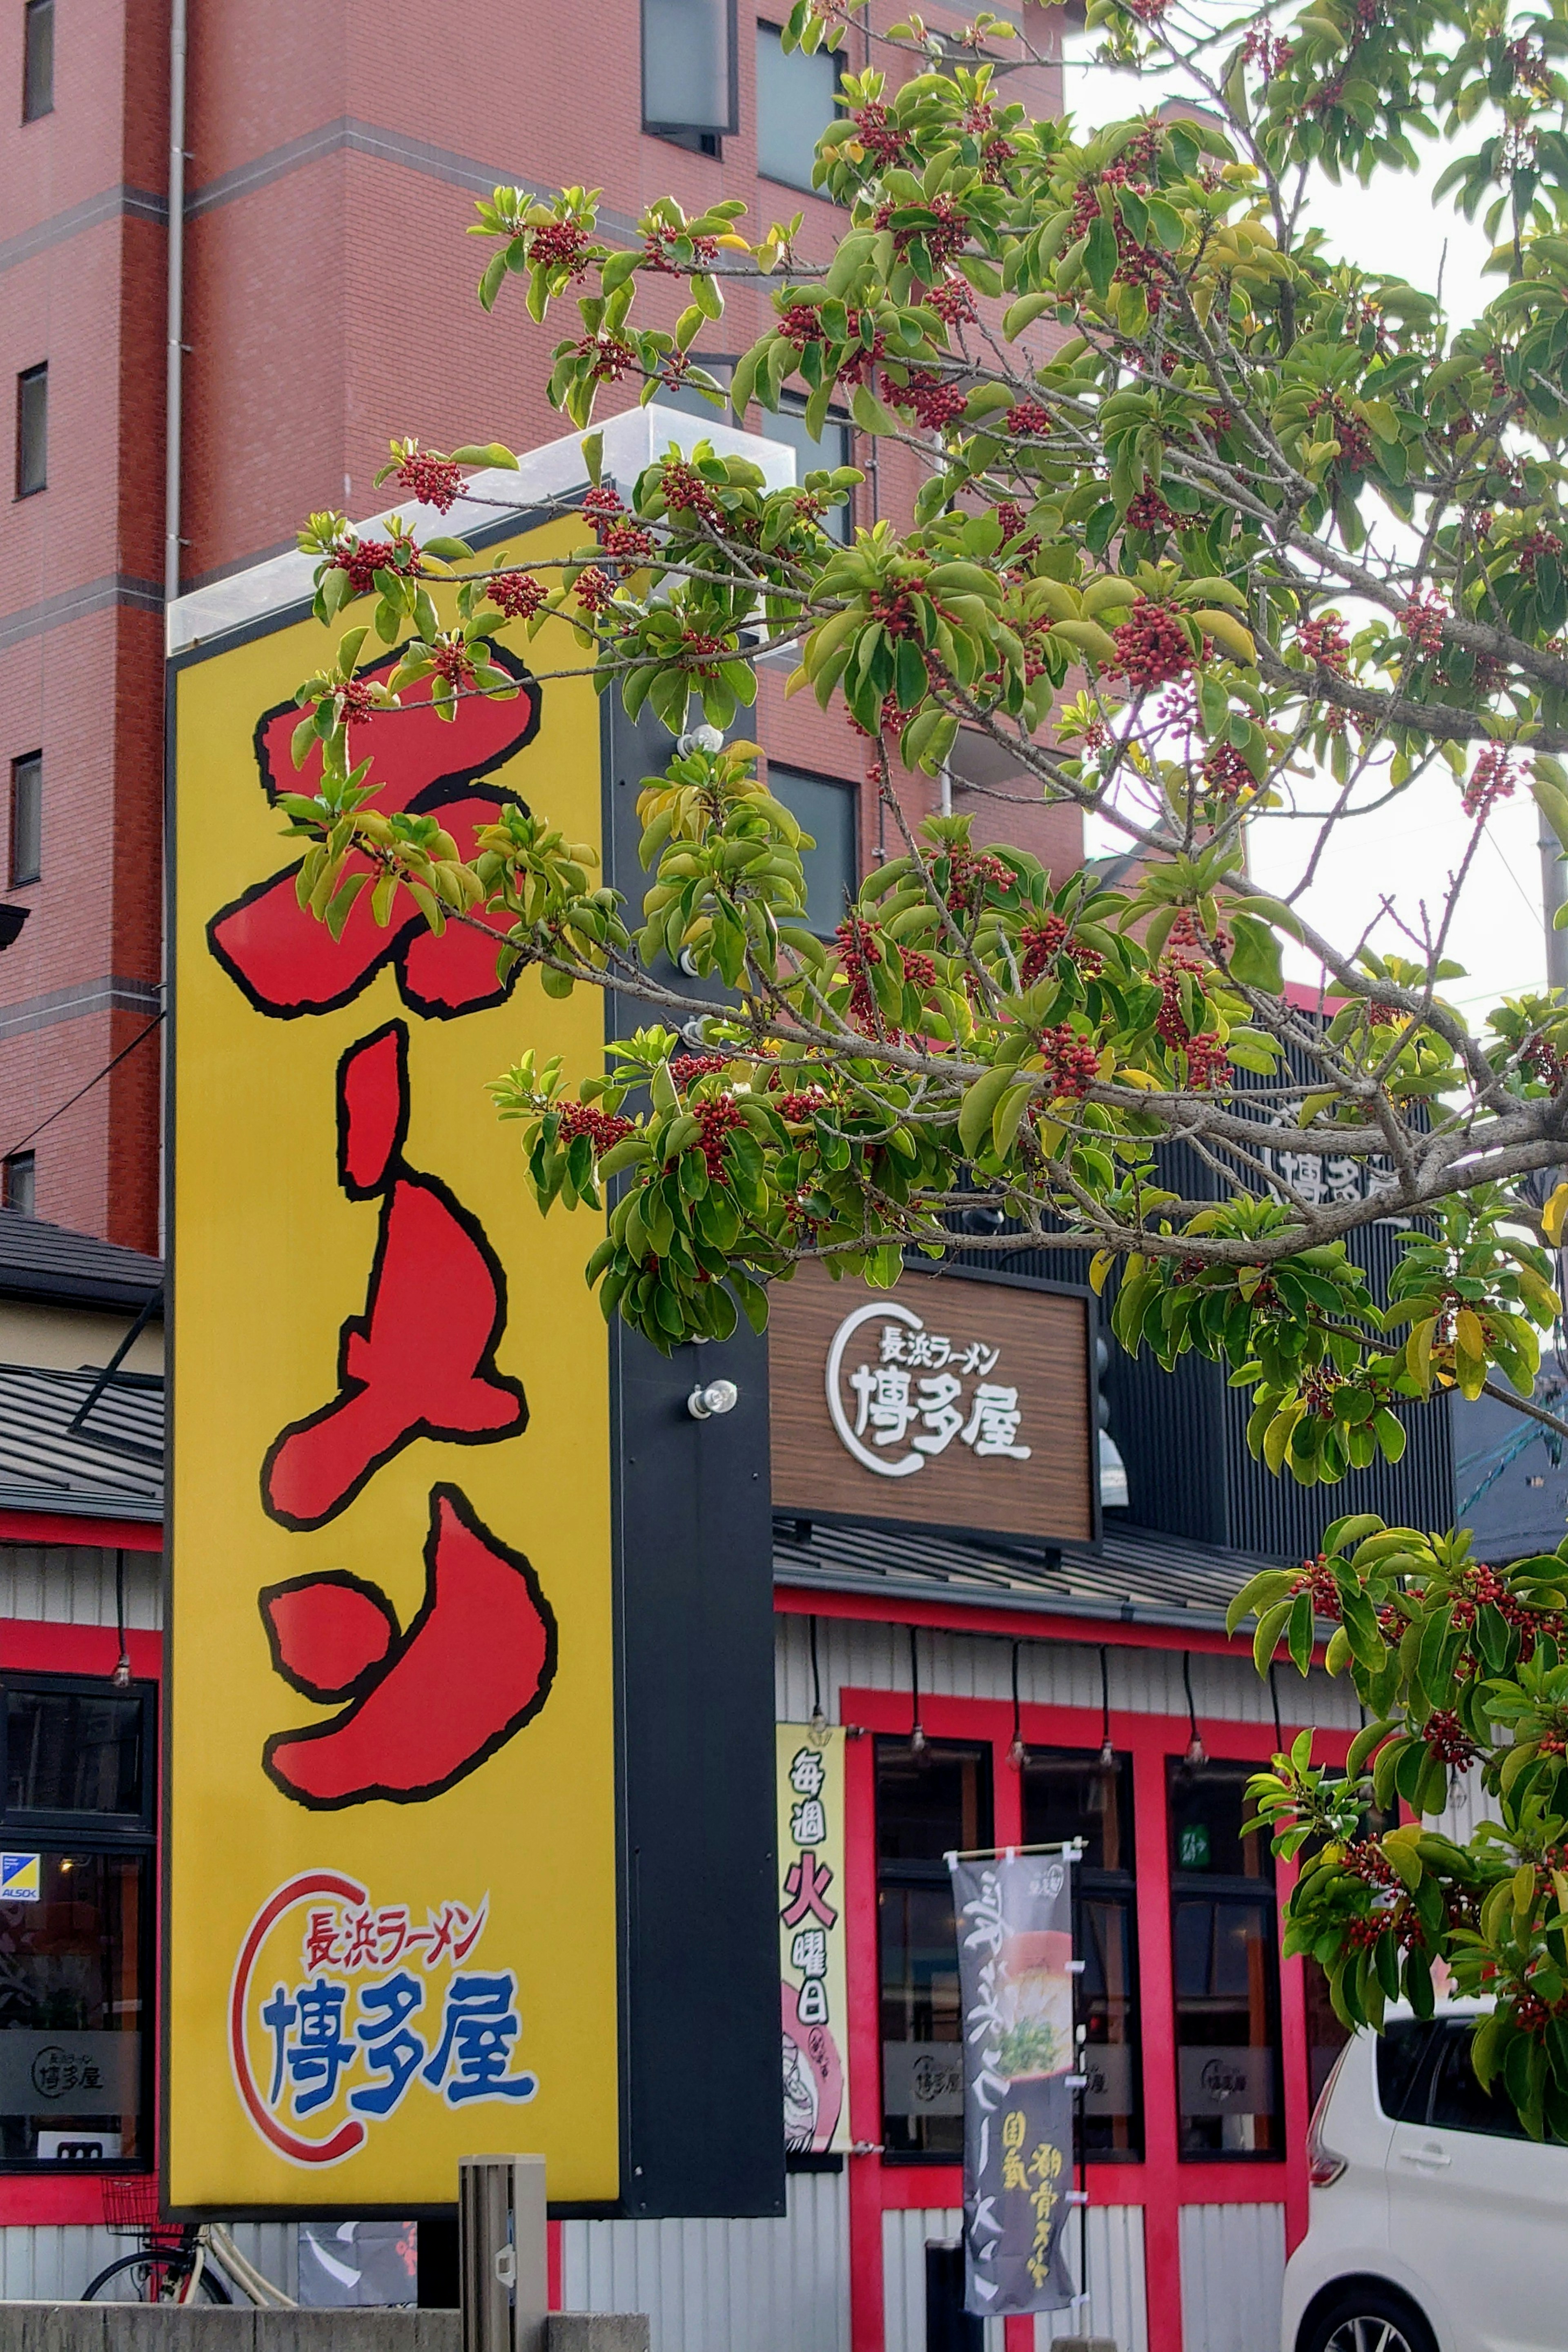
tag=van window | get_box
[1375,2018,1436,2122]
[1429,2022,1529,2140]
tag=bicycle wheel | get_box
[81,2250,190,2303]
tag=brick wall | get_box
[3,0,1075,1247]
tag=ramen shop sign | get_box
[770,1263,1095,1544]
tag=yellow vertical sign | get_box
[777,1724,849,2156]
[167,520,619,2207]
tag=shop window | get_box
[16,364,47,497]
[0,1676,155,2168]
[22,0,53,120]
[644,0,737,141]
[756,21,840,191]
[11,751,41,884]
[766,764,857,935]
[877,1737,992,2158]
[1167,1758,1282,2160]
[1022,1750,1142,2159]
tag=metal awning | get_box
[0,1362,163,1524]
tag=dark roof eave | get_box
[0,1486,163,1524]
[0,1268,163,1313]
[773,1558,1233,1636]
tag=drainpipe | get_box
[165,0,187,609]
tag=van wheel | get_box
[1299,2283,1437,2352]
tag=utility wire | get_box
[1,1009,164,1163]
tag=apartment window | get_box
[877,1737,992,2158]
[11,752,40,884]
[766,394,854,543]
[644,0,737,138]
[22,0,52,120]
[16,365,47,497]
[1168,1760,1283,2159]
[766,765,856,936]
[0,1676,156,2167]
[1022,1749,1143,2159]
[2,1155,34,1217]
[757,20,840,190]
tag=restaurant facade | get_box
[0,413,1472,2350]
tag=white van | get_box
[1281,2002,1568,2352]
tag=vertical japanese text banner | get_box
[777,1725,849,2156]
[950,1853,1076,2317]
[167,519,619,2207]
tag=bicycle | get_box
[83,2178,292,2306]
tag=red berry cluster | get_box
[1156,968,1195,1050]
[693,1095,746,1179]
[944,848,1013,918]
[1184,1033,1232,1091]
[575,566,617,616]
[1242,18,1293,74]
[793,492,828,524]
[1344,1915,1385,1951]
[659,461,724,530]
[1399,590,1448,657]
[1520,528,1565,579]
[1344,1838,1398,1889]
[1110,600,1195,692]
[1007,401,1050,436]
[1525,1037,1568,1089]
[1461,745,1517,820]
[556,1102,634,1155]
[1422,1709,1477,1768]
[1297,1552,1345,1608]
[329,537,421,597]
[1018,913,1104,985]
[852,101,906,165]
[780,304,828,348]
[867,585,922,639]
[394,450,464,513]
[981,136,1017,186]
[996,501,1029,543]
[679,628,730,680]
[1505,35,1554,93]
[1041,1023,1100,1098]
[928,274,976,326]
[642,225,719,272]
[336,679,381,730]
[429,639,477,690]
[1306,391,1374,473]
[1126,486,1177,534]
[837,317,889,388]
[893,372,969,431]
[1201,744,1254,800]
[874,193,969,267]
[772,1088,829,1122]
[490,570,547,621]
[1510,1988,1568,2032]
[1296,612,1350,673]
[578,334,637,383]
[670,1054,728,1086]
[1298,1364,1345,1421]
[530,220,590,276]
[901,949,937,991]
[835,915,884,1028]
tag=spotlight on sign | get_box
[687,1379,739,1421]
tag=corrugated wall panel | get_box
[561,2167,849,2352]
[0,1546,162,1630]
[775,1615,1359,1736]
[1177,2201,1285,2352]
[880,2206,1002,2352]
[1036,2203,1147,2352]
[0,2219,295,2303]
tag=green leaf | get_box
[1228,913,1283,993]
[1085,214,1118,300]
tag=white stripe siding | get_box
[0,1545,162,1631]
[561,2169,849,2352]
[1178,2202,1286,2352]
[880,2206,1002,2352]
[775,1612,1359,1733]
[1038,2201,1147,2352]
[0,2219,295,2302]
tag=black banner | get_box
[950,1852,1077,2318]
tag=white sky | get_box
[1064,42,1552,1023]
